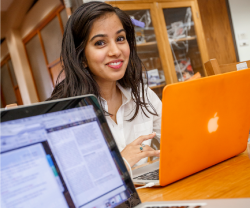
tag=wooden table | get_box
[135,150,250,202]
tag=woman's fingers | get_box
[121,132,159,167]
[141,150,160,158]
[121,148,160,168]
[137,145,160,157]
[132,132,156,145]
[137,144,155,152]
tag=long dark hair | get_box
[48,1,158,121]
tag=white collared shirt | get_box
[101,84,162,166]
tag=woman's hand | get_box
[121,132,160,168]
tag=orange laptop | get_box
[132,68,250,186]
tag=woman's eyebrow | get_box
[116,29,125,34]
[90,34,107,42]
[90,29,125,42]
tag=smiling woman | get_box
[85,14,130,84]
[47,1,162,168]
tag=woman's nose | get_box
[108,41,121,57]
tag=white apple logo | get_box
[208,112,219,133]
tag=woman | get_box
[48,1,161,168]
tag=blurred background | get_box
[1,0,249,107]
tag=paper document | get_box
[236,62,248,71]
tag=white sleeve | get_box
[147,87,162,143]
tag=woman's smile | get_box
[106,59,124,69]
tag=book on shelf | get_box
[145,69,165,87]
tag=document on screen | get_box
[46,119,125,208]
[0,143,68,208]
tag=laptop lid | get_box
[160,69,250,186]
[0,95,140,208]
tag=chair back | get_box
[204,58,250,76]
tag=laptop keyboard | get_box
[134,169,159,180]
[135,170,205,208]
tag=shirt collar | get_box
[116,83,132,104]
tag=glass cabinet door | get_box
[123,9,166,99]
[162,7,205,82]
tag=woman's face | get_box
[85,13,130,84]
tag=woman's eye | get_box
[95,40,105,46]
[117,36,126,42]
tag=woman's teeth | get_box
[109,62,121,66]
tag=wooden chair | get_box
[204,59,250,76]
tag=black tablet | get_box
[0,95,140,208]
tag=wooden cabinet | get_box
[107,0,209,99]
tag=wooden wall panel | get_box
[197,0,237,64]
[49,58,64,86]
